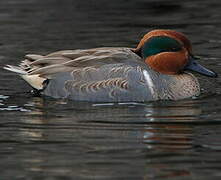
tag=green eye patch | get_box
[141,36,182,58]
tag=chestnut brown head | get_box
[134,29,217,77]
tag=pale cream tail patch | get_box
[21,74,45,90]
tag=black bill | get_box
[184,56,217,77]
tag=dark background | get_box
[0,0,221,179]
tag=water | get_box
[0,0,221,179]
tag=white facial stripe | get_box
[143,70,155,95]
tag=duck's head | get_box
[134,29,217,77]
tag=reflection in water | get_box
[1,97,206,179]
[1,94,221,179]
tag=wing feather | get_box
[4,47,147,101]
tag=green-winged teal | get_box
[4,30,217,102]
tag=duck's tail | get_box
[3,65,45,90]
[3,65,27,75]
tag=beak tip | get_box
[213,72,218,78]
[207,69,218,78]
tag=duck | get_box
[3,29,217,102]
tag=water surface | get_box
[0,0,221,179]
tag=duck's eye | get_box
[142,36,182,58]
[171,47,180,51]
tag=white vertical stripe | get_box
[143,70,155,95]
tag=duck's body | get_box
[4,30,216,102]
